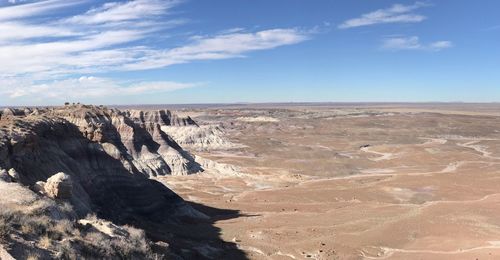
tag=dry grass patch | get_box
[38,235,51,249]
[0,200,165,259]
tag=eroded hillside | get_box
[0,104,245,259]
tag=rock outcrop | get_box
[162,124,242,151]
[0,104,244,259]
[44,172,73,199]
[46,105,201,176]
[0,168,11,182]
[7,168,19,181]
[0,104,205,225]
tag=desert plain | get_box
[158,103,500,259]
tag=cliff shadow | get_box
[144,191,251,259]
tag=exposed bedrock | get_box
[47,105,202,176]
[126,109,198,127]
[0,106,208,230]
[44,172,73,200]
[0,105,246,259]
[0,116,191,222]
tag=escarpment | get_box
[0,105,247,259]
[0,105,208,226]
[46,105,202,176]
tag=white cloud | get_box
[66,0,181,25]
[0,0,83,21]
[1,76,199,99]
[429,41,453,49]
[339,2,428,29]
[382,36,452,51]
[124,28,310,70]
[0,22,77,42]
[0,0,311,95]
[0,1,312,105]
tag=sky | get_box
[0,0,499,105]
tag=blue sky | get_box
[0,0,499,105]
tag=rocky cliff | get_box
[0,105,204,219]
[0,105,244,259]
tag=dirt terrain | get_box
[159,104,500,260]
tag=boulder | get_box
[0,169,11,182]
[44,172,73,199]
[32,181,46,194]
[7,168,19,181]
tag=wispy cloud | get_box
[124,28,311,70]
[0,0,84,21]
[1,76,199,99]
[382,36,452,51]
[0,0,311,102]
[65,0,181,25]
[0,22,77,42]
[339,2,429,29]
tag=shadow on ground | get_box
[157,201,253,260]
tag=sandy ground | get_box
[160,105,500,260]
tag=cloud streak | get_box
[0,0,311,102]
[65,0,181,25]
[382,36,452,51]
[0,0,84,21]
[339,2,428,29]
[124,28,311,70]
[1,76,199,100]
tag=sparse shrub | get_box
[124,225,150,254]
[54,219,73,236]
[55,239,78,260]
[0,201,163,259]
[26,252,40,260]
[20,214,50,236]
[0,217,11,242]
[38,235,51,249]
[59,202,74,216]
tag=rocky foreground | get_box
[0,104,243,259]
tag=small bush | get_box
[0,202,163,259]
[38,235,51,249]
[26,252,40,260]
[54,219,73,236]
[0,217,11,242]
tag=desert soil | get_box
[160,105,500,260]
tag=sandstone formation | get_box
[44,172,73,200]
[46,105,202,176]
[7,168,19,181]
[162,124,242,151]
[0,105,206,217]
[0,104,244,259]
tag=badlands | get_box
[160,103,500,260]
[2,103,500,259]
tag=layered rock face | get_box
[0,105,246,259]
[162,124,241,151]
[0,105,204,226]
[47,106,201,176]
[125,109,202,175]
